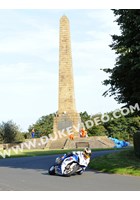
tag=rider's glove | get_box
[55,157,62,164]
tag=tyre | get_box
[63,163,79,177]
[77,170,83,175]
[49,165,56,175]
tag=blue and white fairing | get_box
[61,154,79,174]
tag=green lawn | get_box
[0,147,116,159]
[0,149,74,159]
[89,149,140,176]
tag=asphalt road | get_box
[0,150,140,191]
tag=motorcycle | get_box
[48,153,85,177]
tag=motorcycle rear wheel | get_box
[77,170,83,175]
[64,163,79,177]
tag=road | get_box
[0,150,140,191]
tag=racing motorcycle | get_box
[48,153,85,177]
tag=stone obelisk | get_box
[53,15,81,135]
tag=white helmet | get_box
[84,147,91,158]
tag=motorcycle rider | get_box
[55,147,92,175]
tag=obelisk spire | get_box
[58,15,76,113]
[53,15,81,134]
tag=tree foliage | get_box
[133,130,140,158]
[104,114,140,141]
[28,114,54,137]
[26,111,140,142]
[80,111,140,141]
[80,112,108,137]
[102,9,140,107]
[0,120,24,144]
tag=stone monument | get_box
[53,15,81,136]
[46,16,115,150]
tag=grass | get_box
[0,149,74,159]
[0,147,117,159]
[89,149,140,176]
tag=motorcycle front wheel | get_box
[49,165,56,175]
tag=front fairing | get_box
[61,154,79,174]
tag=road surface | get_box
[0,150,140,191]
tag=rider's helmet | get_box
[83,147,91,159]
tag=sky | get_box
[0,8,124,132]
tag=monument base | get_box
[46,136,115,150]
[53,112,81,136]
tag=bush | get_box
[133,130,140,158]
[0,120,24,143]
[23,132,32,139]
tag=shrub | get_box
[0,120,24,143]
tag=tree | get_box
[80,111,90,122]
[28,114,54,137]
[102,9,140,107]
[103,111,140,141]
[80,112,107,136]
[0,126,4,143]
[0,120,24,143]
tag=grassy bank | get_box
[0,149,74,159]
[0,148,116,159]
[89,149,140,176]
